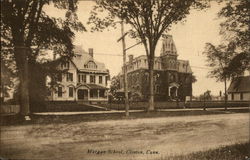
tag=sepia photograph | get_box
[1,0,250,160]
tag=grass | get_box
[1,108,248,126]
[161,142,250,160]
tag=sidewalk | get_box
[33,107,249,116]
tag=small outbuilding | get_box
[227,76,250,101]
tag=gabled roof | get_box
[228,76,250,93]
[71,45,107,72]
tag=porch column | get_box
[105,90,108,99]
[97,90,100,99]
[168,87,171,96]
[75,89,78,101]
[88,89,90,100]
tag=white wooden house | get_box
[47,46,109,103]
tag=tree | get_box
[203,0,249,109]
[203,42,236,110]
[206,0,250,78]
[218,0,250,74]
[199,90,211,101]
[110,75,120,99]
[1,0,85,118]
[88,0,208,111]
[0,59,15,103]
[191,74,197,83]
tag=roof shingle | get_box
[227,76,250,93]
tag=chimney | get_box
[128,55,133,63]
[89,48,93,58]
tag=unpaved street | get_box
[1,113,249,160]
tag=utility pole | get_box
[120,20,129,117]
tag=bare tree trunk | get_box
[224,77,227,111]
[148,57,155,111]
[15,46,30,118]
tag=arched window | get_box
[86,61,97,69]
[144,72,149,82]
[169,73,175,82]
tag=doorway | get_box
[77,89,85,100]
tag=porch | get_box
[76,84,108,102]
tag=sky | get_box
[45,1,227,96]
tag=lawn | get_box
[0,112,249,160]
[162,142,250,160]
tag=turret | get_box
[160,35,178,70]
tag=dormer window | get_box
[86,61,97,69]
[61,61,70,69]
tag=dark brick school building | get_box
[118,35,193,101]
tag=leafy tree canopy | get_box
[1,0,85,69]
[88,0,208,55]
[88,0,209,110]
[207,0,250,77]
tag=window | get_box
[240,93,243,100]
[145,72,149,82]
[169,73,175,82]
[82,74,86,83]
[155,85,160,93]
[78,74,86,83]
[61,62,69,69]
[90,75,95,83]
[57,73,62,82]
[69,87,73,97]
[99,76,103,84]
[67,72,73,81]
[185,76,190,83]
[78,75,81,83]
[58,87,62,97]
[231,93,234,100]
[87,61,97,69]
[105,76,108,85]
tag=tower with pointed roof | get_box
[160,35,178,71]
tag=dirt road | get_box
[1,113,249,160]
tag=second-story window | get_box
[90,75,95,83]
[67,72,73,82]
[83,74,86,83]
[99,76,103,84]
[105,76,108,86]
[78,75,81,83]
